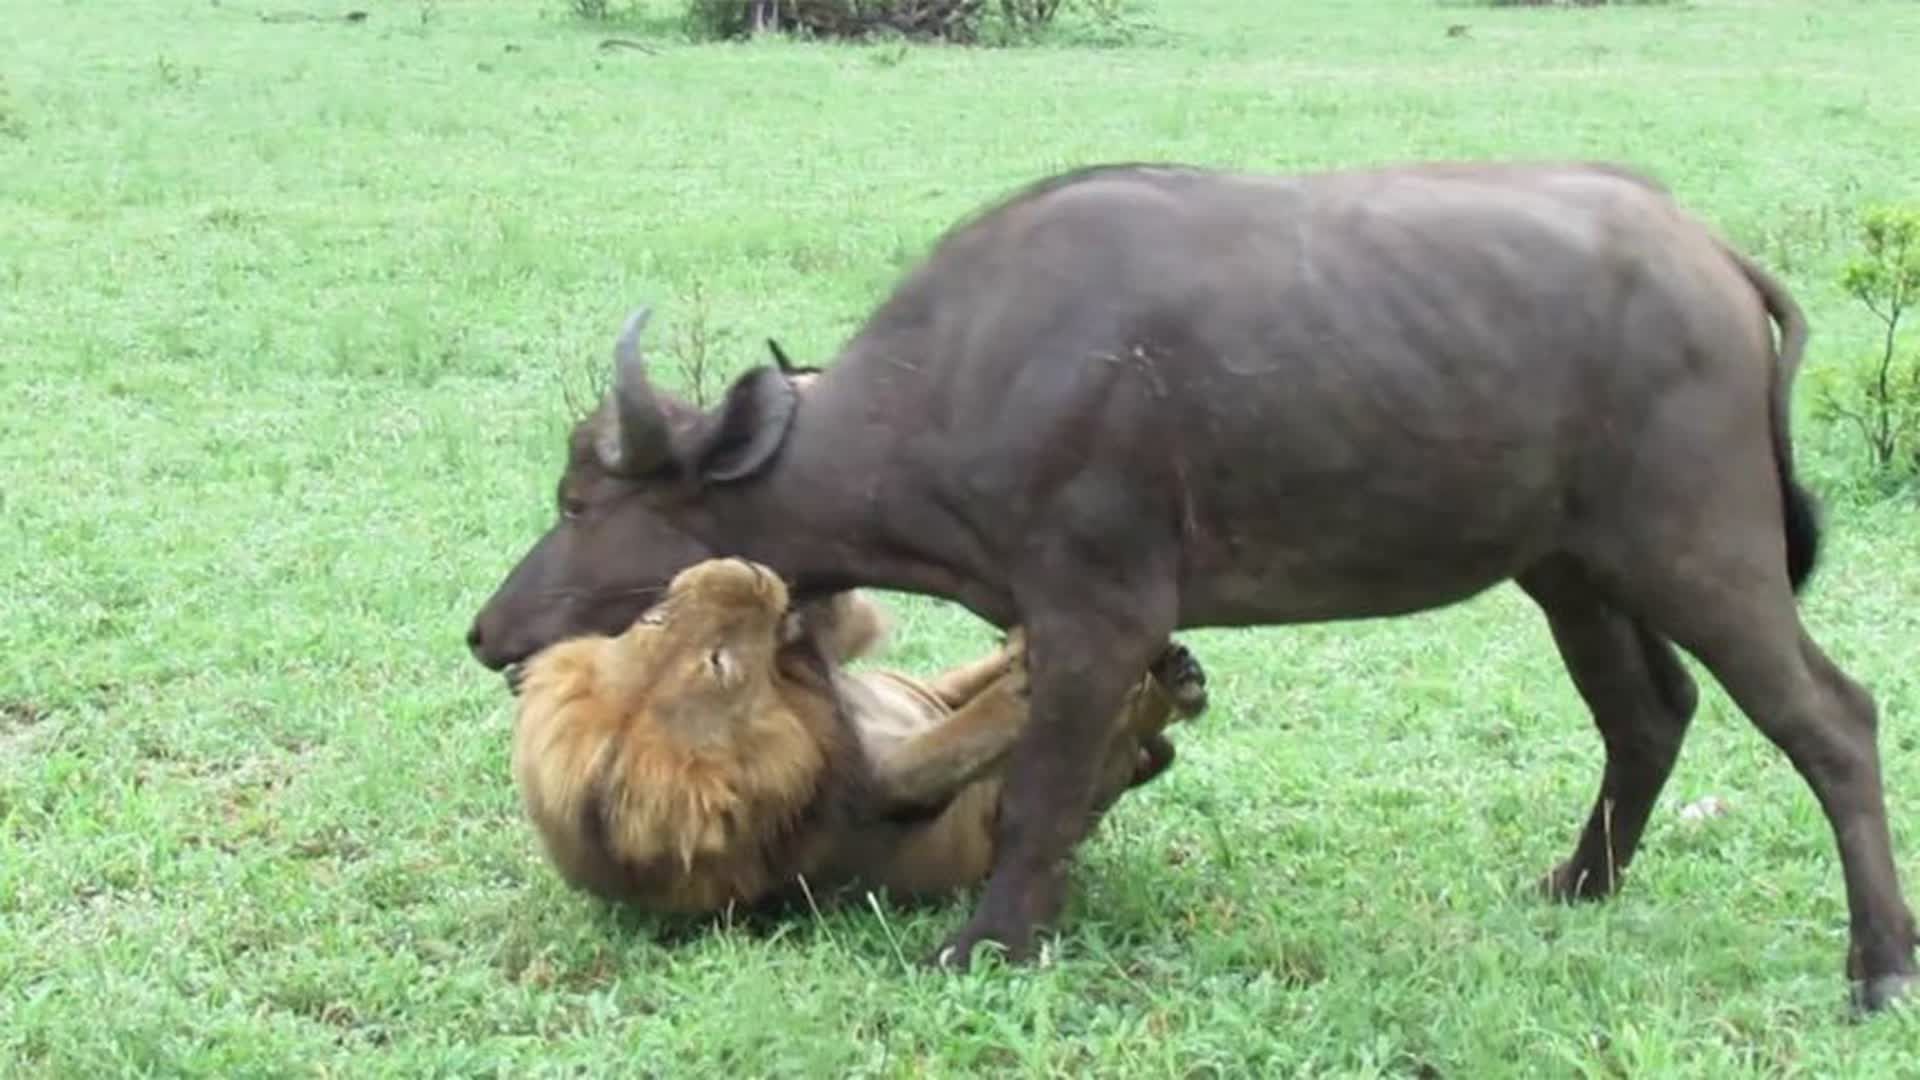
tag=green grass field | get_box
[6,0,1920,1073]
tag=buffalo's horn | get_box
[603,305,673,475]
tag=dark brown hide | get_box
[471,161,1914,1012]
[468,420,713,672]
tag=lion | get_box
[507,556,1208,916]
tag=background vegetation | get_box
[669,0,1137,45]
[3,0,1919,1073]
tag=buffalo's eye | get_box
[560,495,587,520]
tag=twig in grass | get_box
[1603,795,1616,895]
[793,872,841,950]
[598,37,661,54]
[257,9,367,23]
[671,279,721,407]
[863,890,912,974]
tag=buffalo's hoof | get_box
[925,918,1037,973]
[1152,642,1209,718]
[1536,861,1616,903]
[1851,973,1919,1017]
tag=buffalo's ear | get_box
[767,338,823,378]
[767,338,799,374]
[688,366,799,484]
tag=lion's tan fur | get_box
[511,558,1193,914]
[511,642,835,911]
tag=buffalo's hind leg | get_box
[1594,517,1917,1011]
[1520,559,1700,902]
[929,579,1177,971]
[1677,608,1918,1012]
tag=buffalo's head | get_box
[466,308,816,672]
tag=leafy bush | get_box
[681,0,1135,43]
[684,0,975,41]
[1810,205,1920,487]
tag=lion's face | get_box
[598,557,795,736]
[510,557,839,910]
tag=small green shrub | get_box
[0,76,26,141]
[1810,204,1920,487]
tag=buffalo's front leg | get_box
[930,590,1174,970]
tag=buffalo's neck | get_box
[703,381,1016,628]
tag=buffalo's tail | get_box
[1723,242,1821,594]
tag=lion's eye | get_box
[706,647,733,682]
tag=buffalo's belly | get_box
[1175,530,1538,626]
[1169,416,1569,626]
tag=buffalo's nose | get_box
[466,621,488,660]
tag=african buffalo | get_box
[469,160,1915,1011]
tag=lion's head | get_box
[510,558,859,912]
